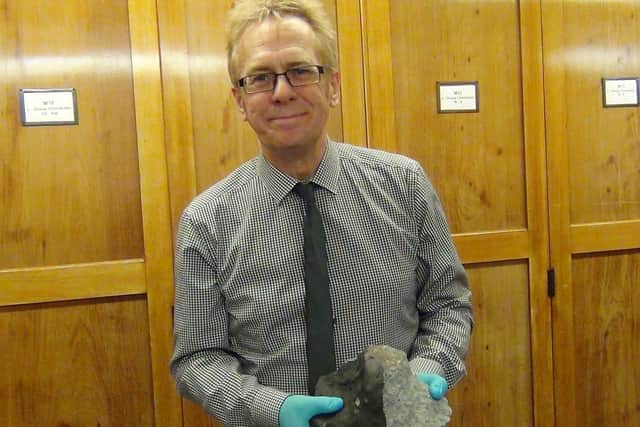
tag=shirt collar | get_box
[311,139,340,194]
[256,139,341,204]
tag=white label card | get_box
[20,89,78,125]
[602,79,639,107]
[437,82,478,113]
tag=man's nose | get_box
[272,74,296,98]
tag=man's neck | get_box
[262,139,328,181]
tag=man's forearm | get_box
[410,301,473,387]
[171,349,289,426]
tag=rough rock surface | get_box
[311,345,451,427]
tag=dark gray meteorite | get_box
[311,345,451,427]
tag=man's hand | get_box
[416,373,448,400]
[278,395,343,427]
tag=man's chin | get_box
[261,136,324,155]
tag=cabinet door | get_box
[0,0,178,425]
[542,1,640,426]
[361,1,553,425]
[157,1,365,425]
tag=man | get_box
[170,1,473,426]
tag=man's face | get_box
[231,16,340,156]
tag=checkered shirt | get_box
[170,140,473,426]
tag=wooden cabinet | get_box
[543,2,640,426]
[362,1,640,426]
[1,0,179,425]
[362,1,550,425]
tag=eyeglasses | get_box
[237,65,324,94]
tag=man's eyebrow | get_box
[243,65,272,75]
[284,61,314,67]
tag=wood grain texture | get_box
[541,0,578,422]
[128,0,183,424]
[0,297,154,427]
[157,0,199,234]
[571,220,640,254]
[572,252,640,427]
[362,2,553,425]
[447,262,533,427]
[0,0,144,270]
[360,0,397,154]
[542,2,640,425]
[182,399,223,427]
[384,0,527,234]
[336,0,367,147]
[321,1,344,146]
[0,260,145,306]
[179,0,246,195]
[453,230,529,264]
[157,1,257,424]
[519,1,554,423]
[558,2,640,224]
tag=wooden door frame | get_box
[128,0,183,425]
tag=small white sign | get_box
[437,82,478,113]
[602,78,639,107]
[20,88,78,125]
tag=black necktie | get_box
[294,182,336,394]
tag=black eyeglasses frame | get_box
[237,65,325,94]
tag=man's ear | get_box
[328,71,341,107]
[232,86,247,121]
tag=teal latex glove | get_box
[416,372,448,400]
[278,395,343,427]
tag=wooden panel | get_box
[182,399,221,427]
[320,1,343,146]
[454,230,529,264]
[363,1,553,426]
[447,262,533,426]
[542,0,578,421]
[543,2,640,426]
[0,260,145,306]
[127,0,183,424]
[360,0,397,153]
[0,0,144,269]
[336,0,367,147]
[157,0,198,233]
[572,252,640,427]
[363,0,554,426]
[182,0,256,192]
[0,297,154,427]
[571,220,640,254]
[384,0,526,234]
[1,0,179,425]
[518,2,555,423]
[557,2,640,224]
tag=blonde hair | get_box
[226,0,338,83]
